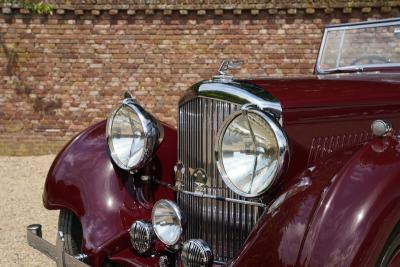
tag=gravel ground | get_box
[0,155,58,266]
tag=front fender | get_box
[300,136,400,267]
[232,136,400,267]
[43,120,176,267]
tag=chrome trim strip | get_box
[315,27,329,74]
[335,30,346,68]
[155,178,267,208]
[181,189,266,208]
[179,81,282,117]
[27,224,89,267]
[326,17,400,30]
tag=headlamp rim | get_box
[151,199,184,246]
[106,98,162,171]
[215,108,289,198]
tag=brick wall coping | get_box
[0,1,398,16]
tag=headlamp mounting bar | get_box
[153,178,267,208]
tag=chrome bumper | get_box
[27,224,89,267]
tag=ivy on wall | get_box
[1,1,59,117]
[0,0,52,14]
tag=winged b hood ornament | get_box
[213,59,244,82]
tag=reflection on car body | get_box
[28,18,400,267]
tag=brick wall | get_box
[0,1,399,155]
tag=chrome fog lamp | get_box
[129,220,155,254]
[106,98,163,171]
[151,200,184,246]
[181,239,213,267]
[216,108,289,197]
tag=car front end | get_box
[27,18,400,267]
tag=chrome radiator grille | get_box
[178,97,262,263]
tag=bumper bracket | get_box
[27,224,90,267]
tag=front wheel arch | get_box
[58,209,83,255]
[377,221,400,267]
[298,137,400,267]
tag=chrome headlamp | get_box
[216,107,288,197]
[106,98,163,171]
[151,199,184,246]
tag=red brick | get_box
[0,5,396,155]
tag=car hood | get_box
[245,73,400,110]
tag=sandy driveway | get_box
[0,155,58,266]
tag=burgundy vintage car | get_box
[27,18,400,267]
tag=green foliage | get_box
[0,0,53,15]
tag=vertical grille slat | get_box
[178,97,261,262]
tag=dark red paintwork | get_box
[231,136,400,266]
[248,73,400,109]
[43,121,176,267]
[43,72,400,266]
[389,249,400,267]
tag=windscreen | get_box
[319,21,400,71]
